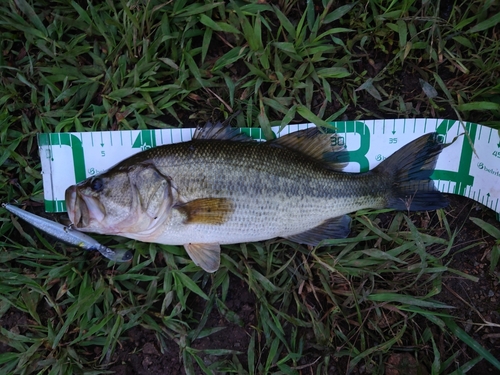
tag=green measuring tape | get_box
[38,118,500,218]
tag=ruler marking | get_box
[109,132,113,146]
[478,125,482,140]
[488,127,492,143]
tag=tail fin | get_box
[374,132,448,211]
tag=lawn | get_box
[1,0,500,374]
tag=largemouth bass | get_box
[65,123,447,272]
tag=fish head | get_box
[65,163,175,237]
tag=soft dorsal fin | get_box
[193,121,254,142]
[271,128,349,171]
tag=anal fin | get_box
[184,243,221,273]
[285,215,351,246]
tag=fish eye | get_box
[91,178,104,192]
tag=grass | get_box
[1,0,500,374]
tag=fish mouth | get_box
[65,185,105,229]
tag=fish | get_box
[65,123,448,272]
[2,203,132,262]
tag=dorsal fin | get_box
[271,127,349,171]
[193,121,254,142]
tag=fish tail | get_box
[374,132,448,211]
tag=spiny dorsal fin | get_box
[184,243,221,273]
[272,128,349,171]
[193,121,254,142]
[175,198,234,225]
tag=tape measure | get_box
[38,118,500,218]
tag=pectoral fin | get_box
[175,198,233,225]
[184,243,221,273]
[285,215,351,246]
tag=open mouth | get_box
[65,185,105,229]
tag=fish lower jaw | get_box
[113,222,171,242]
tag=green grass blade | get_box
[467,12,500,33]
[443,317,500,370]
[14,0,47,36]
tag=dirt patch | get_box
[106,326,183,375]
[103,276,255,375]
[433,196,500,374]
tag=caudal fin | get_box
[374,133,448,211]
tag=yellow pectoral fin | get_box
[176,198,233,225]
[184,243,221,273]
